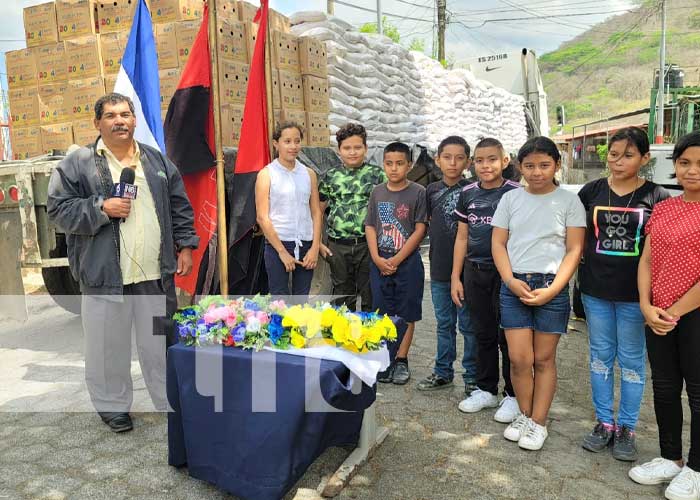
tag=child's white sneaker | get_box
[457,389,498,413]
[629,457,683,485]
[494,395,520,423]
[504,413,531,442]
[518,421,548,450]
[665,466,700,500]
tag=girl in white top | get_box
[491,136,586,451]
[255,122,322,296]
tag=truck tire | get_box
[41,234,81,315]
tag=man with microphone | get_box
[47,93,198,433]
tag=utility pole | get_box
[327,0,334,15]
[377,0,383,35]
[656,0,667,144]
[437,0,446,62]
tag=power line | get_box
[394,0,434,10]
[453,8,635,28]
[333,0,433,22]
[451,0,610,14]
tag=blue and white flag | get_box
[113,0,164,152]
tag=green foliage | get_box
[597,144,608,164]
[407,38,426,53]
[539,41,602,73]
[359,17,400,44]
[688,11,700,30]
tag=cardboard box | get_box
[276,109,306,133]
[159,68,181,110]
[244,21,258,63]
[269,10,290,33]
[278,69,303,110]
[68,77,106,119]
[40,123,74,153]
[221,104,244,147]
[151,0,202,24]
[6,49,38,90]
[176,19,202,68]
[155,22,179,69]
[220,61,249,105]
[72,118,99,145]
[237,1,258,22]
[217,18,247,63]
[104,74,117,92]
[217,0,238,22]
[56,0,98,40]
[24,2,59,47]
[99,31,128,75]
[9,87,40,127]
[97,0,136,34]
[35,43,68,85]
[65,35,103,79]
[305,112,329,147]
[39,83,70,124]
[270,70,280,109]
[10,127,42,160]
[302,75,329,113]
[298,36,327,78]
[272,30,299,71]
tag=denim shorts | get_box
[499,273,570,335]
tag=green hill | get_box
[539,0,700,134]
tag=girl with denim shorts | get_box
[491,137,586,451]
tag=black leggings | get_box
[646,308,700,471]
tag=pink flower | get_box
[269,300,286,312]
[204,306,237,326]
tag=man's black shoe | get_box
[100,412,133,433]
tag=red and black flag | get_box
[164,5,217,295]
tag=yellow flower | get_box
[305,309,322,338]
[344,342,360,353]
[290,331,306,349]
[348,317,366,349]
[320,308,338,329]
[379,316,397,340]
[331,316,350,344]
[366,325,383,344]
[282,305,305,328]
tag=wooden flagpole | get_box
[207,0,229,296]
[264,1,274,159]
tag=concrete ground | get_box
[0,270,692,500]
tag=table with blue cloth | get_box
[167,344,381,500]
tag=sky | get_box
[0,0,637,91]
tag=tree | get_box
[359,16,401,44]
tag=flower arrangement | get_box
[173,295,398,353]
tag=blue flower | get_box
[178,323,194,338]
[181,307,198,318]
[268,314,284,343]
[196,319,209,335]
[232,323,247,343]
[244,299,261,311]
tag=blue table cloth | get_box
[167,344,378,500]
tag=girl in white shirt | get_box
[255,122,322,296]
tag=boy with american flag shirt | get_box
[365,142,428,385]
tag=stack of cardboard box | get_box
[6,0,329,159]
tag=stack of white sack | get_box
[290,12,528,152]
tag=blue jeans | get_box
[582,293,646,429]
[431,280,477,383]
[264,241,314,296]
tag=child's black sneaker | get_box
[416,373,453,391]
[392,360,411,385]
[582,421,614,453]
[377,362,395,383]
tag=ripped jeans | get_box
[582,294,646,429]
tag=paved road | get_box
[0,283,691,500]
